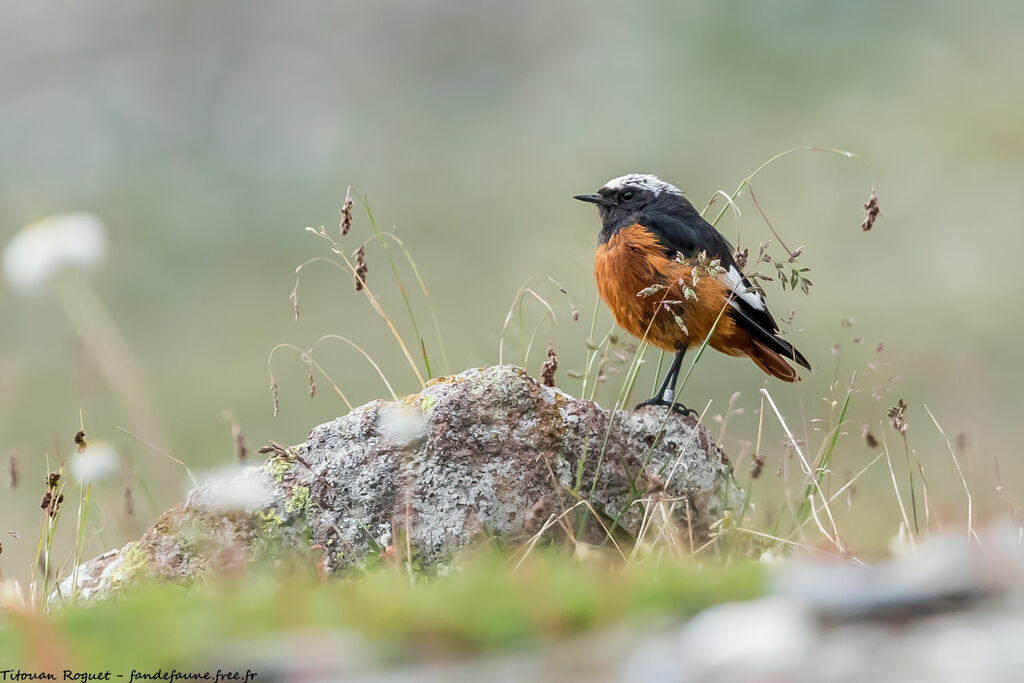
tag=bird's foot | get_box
[633,398,698,418]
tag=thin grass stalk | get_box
[330,245,426,388]
[524,311,555,367]
[924,404,977,543]
[309,335,399,400]
[915,460,932,534]
[709,147,858,228]
[580,297,603,397]
[794,452,884,535]
[880,427,915,546]
[650,350,666,396]
[761,388,843,550]
[901,432,920,535]
[621,342,649,406]
[363,198,433,379]
[737,393,766,523]
[70,483,92,602]
[375,231,451,375]
[582,326,614,401]
[116,427,198,488]
[794,379,853,526]
[268,343,354,411]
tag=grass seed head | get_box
[733,247,749,270]
[862,425,879,449]
[354,246,368,292]
[861,189,880,231]
[540,345,558,387]
[750,455,765,479]
[340,186,354,236]
[888,398,908,433]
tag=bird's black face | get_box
[575,174,680,239]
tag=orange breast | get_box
[593,224,744,355]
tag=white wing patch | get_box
[722,265,766,312]
[602,173,682,197]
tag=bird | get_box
[575,173,810,416]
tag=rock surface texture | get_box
[59,365,740,599]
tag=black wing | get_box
[642,202,811,371]
[643,202,737,267]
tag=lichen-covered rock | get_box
[58,365,742,598]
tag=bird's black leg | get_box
[634,350,697,417]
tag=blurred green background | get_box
[2,1,1023,581]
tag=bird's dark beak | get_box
[573,193,607,205]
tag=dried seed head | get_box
[861,189,880,231]
[308,365,317,398]
[48,494,63,518]
[955,432,969,452]
[751,455,765,480]
[289,286,299,323]
[7,456,17,490]
[862,425,879,449]
[645,474,666,496]
[233,428,248,463]
[270,381,280,417]
[74,430,87,451]
[124,487,134,517]
[540,345,558,387]
[41,468,64,516]
[340,186,354,237]
[525,494,557,532]
[887,398,908,433]
[354,246,368,292]
[257,441,292,458]
[733,247,749,270]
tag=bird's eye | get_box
[621,191,634,201]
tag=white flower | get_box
[193,465,274,512]
[3,212,107,293]
[378,404,427,446]
[69,442,120,484]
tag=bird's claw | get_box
[634,398,698,418]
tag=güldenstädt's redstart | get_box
[575,173,810,415]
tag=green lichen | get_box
[420,395,436,415]
[109,542,148,585]
[257,508,285,535]
[285,485,311,517]
[267,457,291,484]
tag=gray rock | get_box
[58,364,740,597]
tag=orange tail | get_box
[749,339,800,382]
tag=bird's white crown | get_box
[601,173,682,197]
